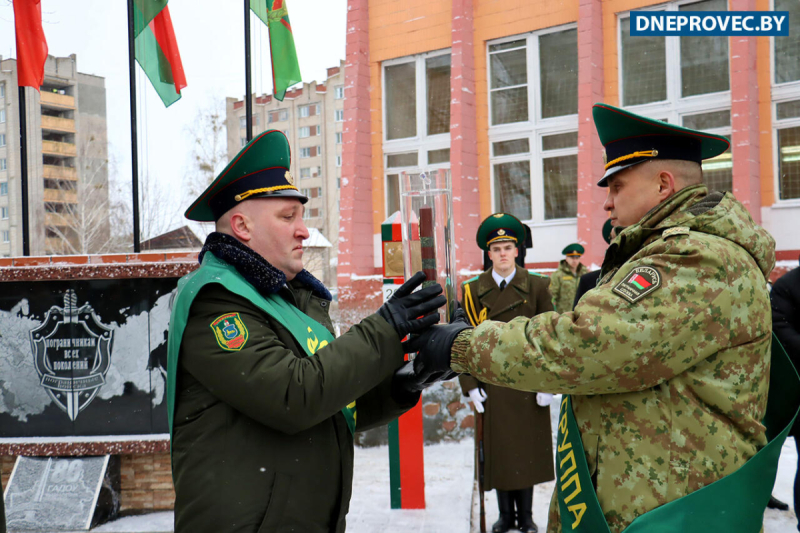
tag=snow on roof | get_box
[303,227,332,248]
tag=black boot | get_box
[768,494,790,511]
[513,487,538,533]
[492,490,516,533]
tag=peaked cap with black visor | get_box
[593,103,730,187]
[185,130,307,222]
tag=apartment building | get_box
[338,0,800,292]
[226,61,345,287]
[0,54,109,256]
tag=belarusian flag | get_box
[133,0,187,107]
[629,274,652,290]
[13,0,48,89]
[250,0,302,101]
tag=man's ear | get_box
[229,212,252,242]
[657,170,677,201]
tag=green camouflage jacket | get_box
[451,185,776,533]
[549,260,590,313]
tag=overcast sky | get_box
[0,0,347,234]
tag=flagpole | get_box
[127,0,141,252]
[244,0,253,142]
[17,87,30,256]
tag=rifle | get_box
[476,407,486,533]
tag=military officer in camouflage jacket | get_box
[461,213,555,533]
[407,104,776,532]
[167,131,446,533]
[548,243,589,313]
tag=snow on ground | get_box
[28,437,800,532]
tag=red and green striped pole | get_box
[381,212,426,509]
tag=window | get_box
[488,27,578,223]
[300,104,318,118]
[1,231,8,244]
[269,109,288,123]
[0,134,5,147]
[0,183,7,196]
[336,155,342,167]
[0,159,5,171]
[775,99,800,200]
[428,148,450,165]
[620,0,729,107]
[300,147,320,159]
[0,83,4,98]
[301,187,323,198]
[335,132,342,144]
[303,207,321,219]
[335,85,344,99]
[0,109,5,123]
[239,116,246,128]
[682,110,732,192]
[300,148,311,158]
[335,109,344,122]
[283,129,290,137]
[300,167,311,179]
[385,62,416,139]
[1,207,7,219]
[426,55,451,135]
[300,125,319,138]
[774,0,800,85]
[241,137,247,147]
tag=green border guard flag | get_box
[133,0,187,107]
[250,0,302,101]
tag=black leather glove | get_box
[377,271,446,339]
[391,359,457,400]
[403,315,472,376]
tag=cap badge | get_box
[497,229,506,236]
[285,171,294,186]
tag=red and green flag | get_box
[629,274,652,291]
[133,0,187,107]
[250,0,302,101]
[13,0,48,89]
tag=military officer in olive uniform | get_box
[548,243,589,313]
[408,104,784,532]
[167,131,446,533]
[460,213,555,533]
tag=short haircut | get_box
[651,159,703,186]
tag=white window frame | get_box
[487,25,579,225]
[335,109,344,122]
[0,134,5,147]
[616,1,731,121]
[300,147,311,158]
[1,207,7,220]
[770,0,800,205]
[300,126,311,138]
[335,85,344,99]
[335,132,342,144]
[0,159,5,172]
[336,155,342,167]
[1,230,8,244]
[0,109,5,123]
[0,83,4,98]
[0,182,7,195]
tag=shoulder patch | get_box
[662,226,690,239]
[612,266,661,304]
[210,312,249,351]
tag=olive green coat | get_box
[459,265,556,491]
[172,281,416,533]
[549,260,589,313]
[451,186,776,532]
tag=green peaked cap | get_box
[476,212,527,251]
[562,243,584,256]
[592,103,730,187]
[185,130,307,222]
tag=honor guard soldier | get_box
[460,213,555,533]
[407,104,791,533]
[549,243,589,313]
[167,131,446,533]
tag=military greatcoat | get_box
[451,186,776,533]
[459,264,555,491]
[172,279,415,533]
[548,260,590,313]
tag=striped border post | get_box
[382,213,426,510]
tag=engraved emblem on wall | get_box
[29,290,114,421]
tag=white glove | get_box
[536,393,553,407]
[468,388,488,413]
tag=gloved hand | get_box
[391,360,459,403]
[536,393,553,407]
[467,388,487,413]
[403,314,472,376]
[378,271,447,339]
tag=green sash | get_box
[556,334,800,532]
[166,252,356,442]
